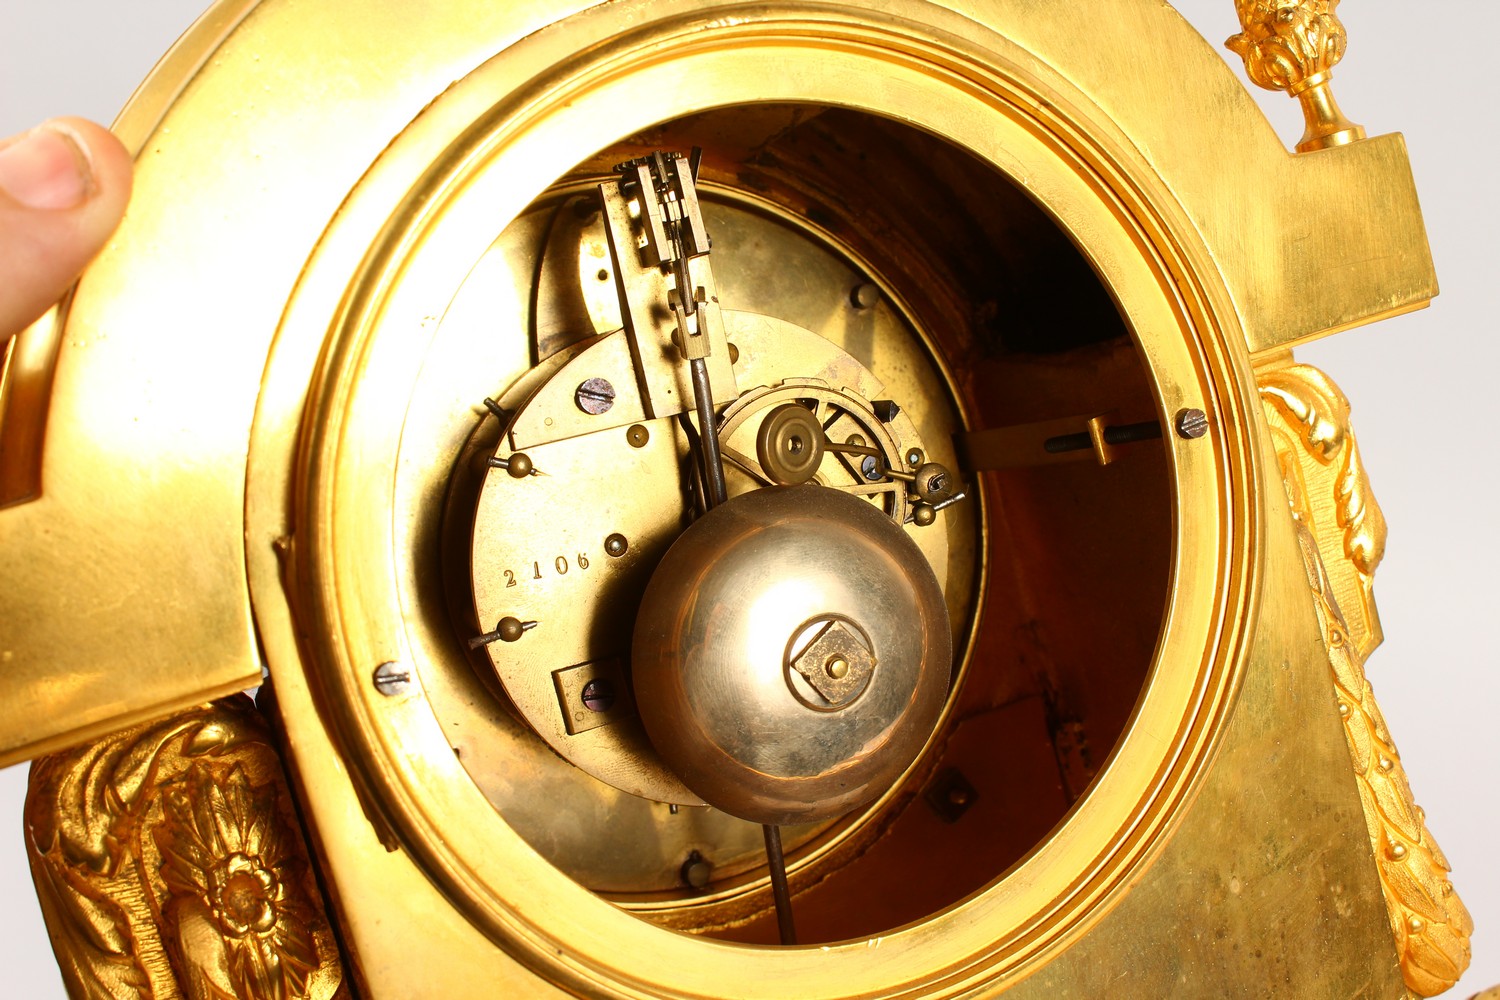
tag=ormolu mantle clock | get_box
[0,0,1474,997]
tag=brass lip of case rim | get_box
[261,3,1262,997]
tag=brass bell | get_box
[632,484,951,826]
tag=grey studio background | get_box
[1,1,1495,996]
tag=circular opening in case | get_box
[405,105,1172,944]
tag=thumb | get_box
[0,118,133,343]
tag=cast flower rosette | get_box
[155,762,320,1000]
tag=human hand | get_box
[0,118,133,343]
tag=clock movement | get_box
[0,0,1473,996]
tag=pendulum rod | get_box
[688,354,728,507]
[620,148,793,942]
[762,823,798,945]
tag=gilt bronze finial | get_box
[1227,0,1366,151]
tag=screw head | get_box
[1175,407,1209,439]
[575,377,616,415]
[372,661,411,696]
[860,455,880,481]
[581,678,616,713]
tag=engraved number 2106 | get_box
[503,552,590,587]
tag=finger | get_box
[0,118,133,344]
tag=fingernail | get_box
[0,124,95,210]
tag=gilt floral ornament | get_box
[1226,0,1349,93]
[155,762,320,1000]
[1226,0,1364,151]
